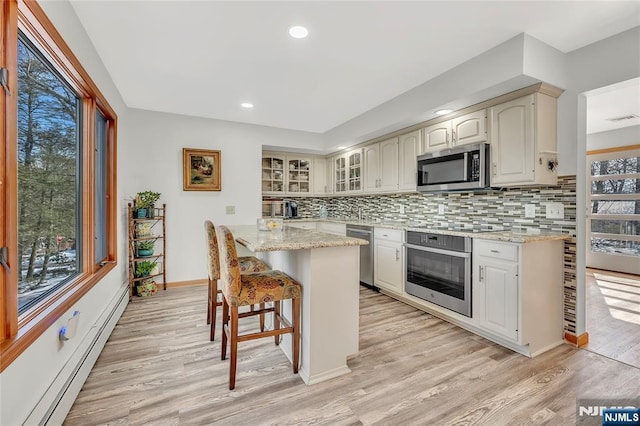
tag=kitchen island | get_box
[230,225,368,385]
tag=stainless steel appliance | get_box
[284,200,298,218]
[346,225,373,287]
[405,231,472,317]
[417,143,490,192]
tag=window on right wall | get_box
[586,146,640,275]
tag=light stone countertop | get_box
[230,225,369,252]
[285,218,572,243]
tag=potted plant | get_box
[135,260,157,278]
[135,191,161,218]
[136,240,154,257]
[136,277,158,297]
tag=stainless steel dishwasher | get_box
[346,224,374,287]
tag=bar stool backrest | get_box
[215,225,243,304]
[204,220,221,282]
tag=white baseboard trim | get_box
[24,283,129,426]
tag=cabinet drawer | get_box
[474,240,518,262]
[374,228,403,243]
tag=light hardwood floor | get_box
[65,285,640,425]
[586,269,640,368]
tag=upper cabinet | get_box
[286,157,311,195]
[398,130,420,192]
[261,154,286,195]
[262,153,318,196]
[364,137,398,192]
[333,148,363,194]
[312,157,329,195]
[489,93,558,187]
[421,110,486,154]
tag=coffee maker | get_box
[285,200,298,218]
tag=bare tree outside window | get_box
[17,35,81,314]
[589,153,640,256]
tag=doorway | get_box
[583,78,640,367]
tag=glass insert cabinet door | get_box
[261,155,285,194]
[586,147,640,275]
[287,158,310,194]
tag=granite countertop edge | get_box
[285,218,572,243]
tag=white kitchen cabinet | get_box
[398,130,420,192]
[374,228,404,295]
[317,222,346,235]
[488,93,558,186]
[312,157,328,195]
[473,238,564,356]
[364,137,398,193]
[286,156,311,195]
[261,154,286,195]
[421,110,486,154]
[333,149,363,194]
[475,250,519,341]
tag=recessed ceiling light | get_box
[241,102,254,109]
[336,146,346,150]
[435,109,453,115]
[289,26,308,39]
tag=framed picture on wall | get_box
[182,148,221,191]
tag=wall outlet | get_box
[225,205,235,215]
[524,204,536,218]
[545,203,564,219]
[399,205,405,214]
[438,204,445,215]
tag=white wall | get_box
[0,1,130,425]
[121,109,323,283]
[563,26,640,336]
[587,125,640,151]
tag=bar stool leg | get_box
[229,306,239,390]
[207,278,212,325]
[259,302,265,332]
[210,282,219,342]
[221,297,229,360]
[273,301,281,346]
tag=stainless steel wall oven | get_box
[405,231,472,317]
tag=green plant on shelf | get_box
[136,240,155,250]
[135,191,161,209]
[135,260,157,278]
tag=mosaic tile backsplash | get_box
[288,175,578,335]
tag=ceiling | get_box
[586,78,640,134]
[68,1,639,136]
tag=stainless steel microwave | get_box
[417,143,490,192]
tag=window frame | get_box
[0,0,118,371]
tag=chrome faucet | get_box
[358,208,363,221]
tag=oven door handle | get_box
[405,243,471,259]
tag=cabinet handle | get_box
[446,132,449,145]
[490,250,500,253]
[492,163,497,176]
[452,129,456,145]
[479,265,484,281]
[396,248,400,261]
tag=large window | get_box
[1,0,117,371]
[586,146,640,274]
[17,34,81,314]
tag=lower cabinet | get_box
[474,247,519,341]
[374,228,404,295]
[472,238,564,355]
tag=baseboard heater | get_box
[25,283,129,425]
